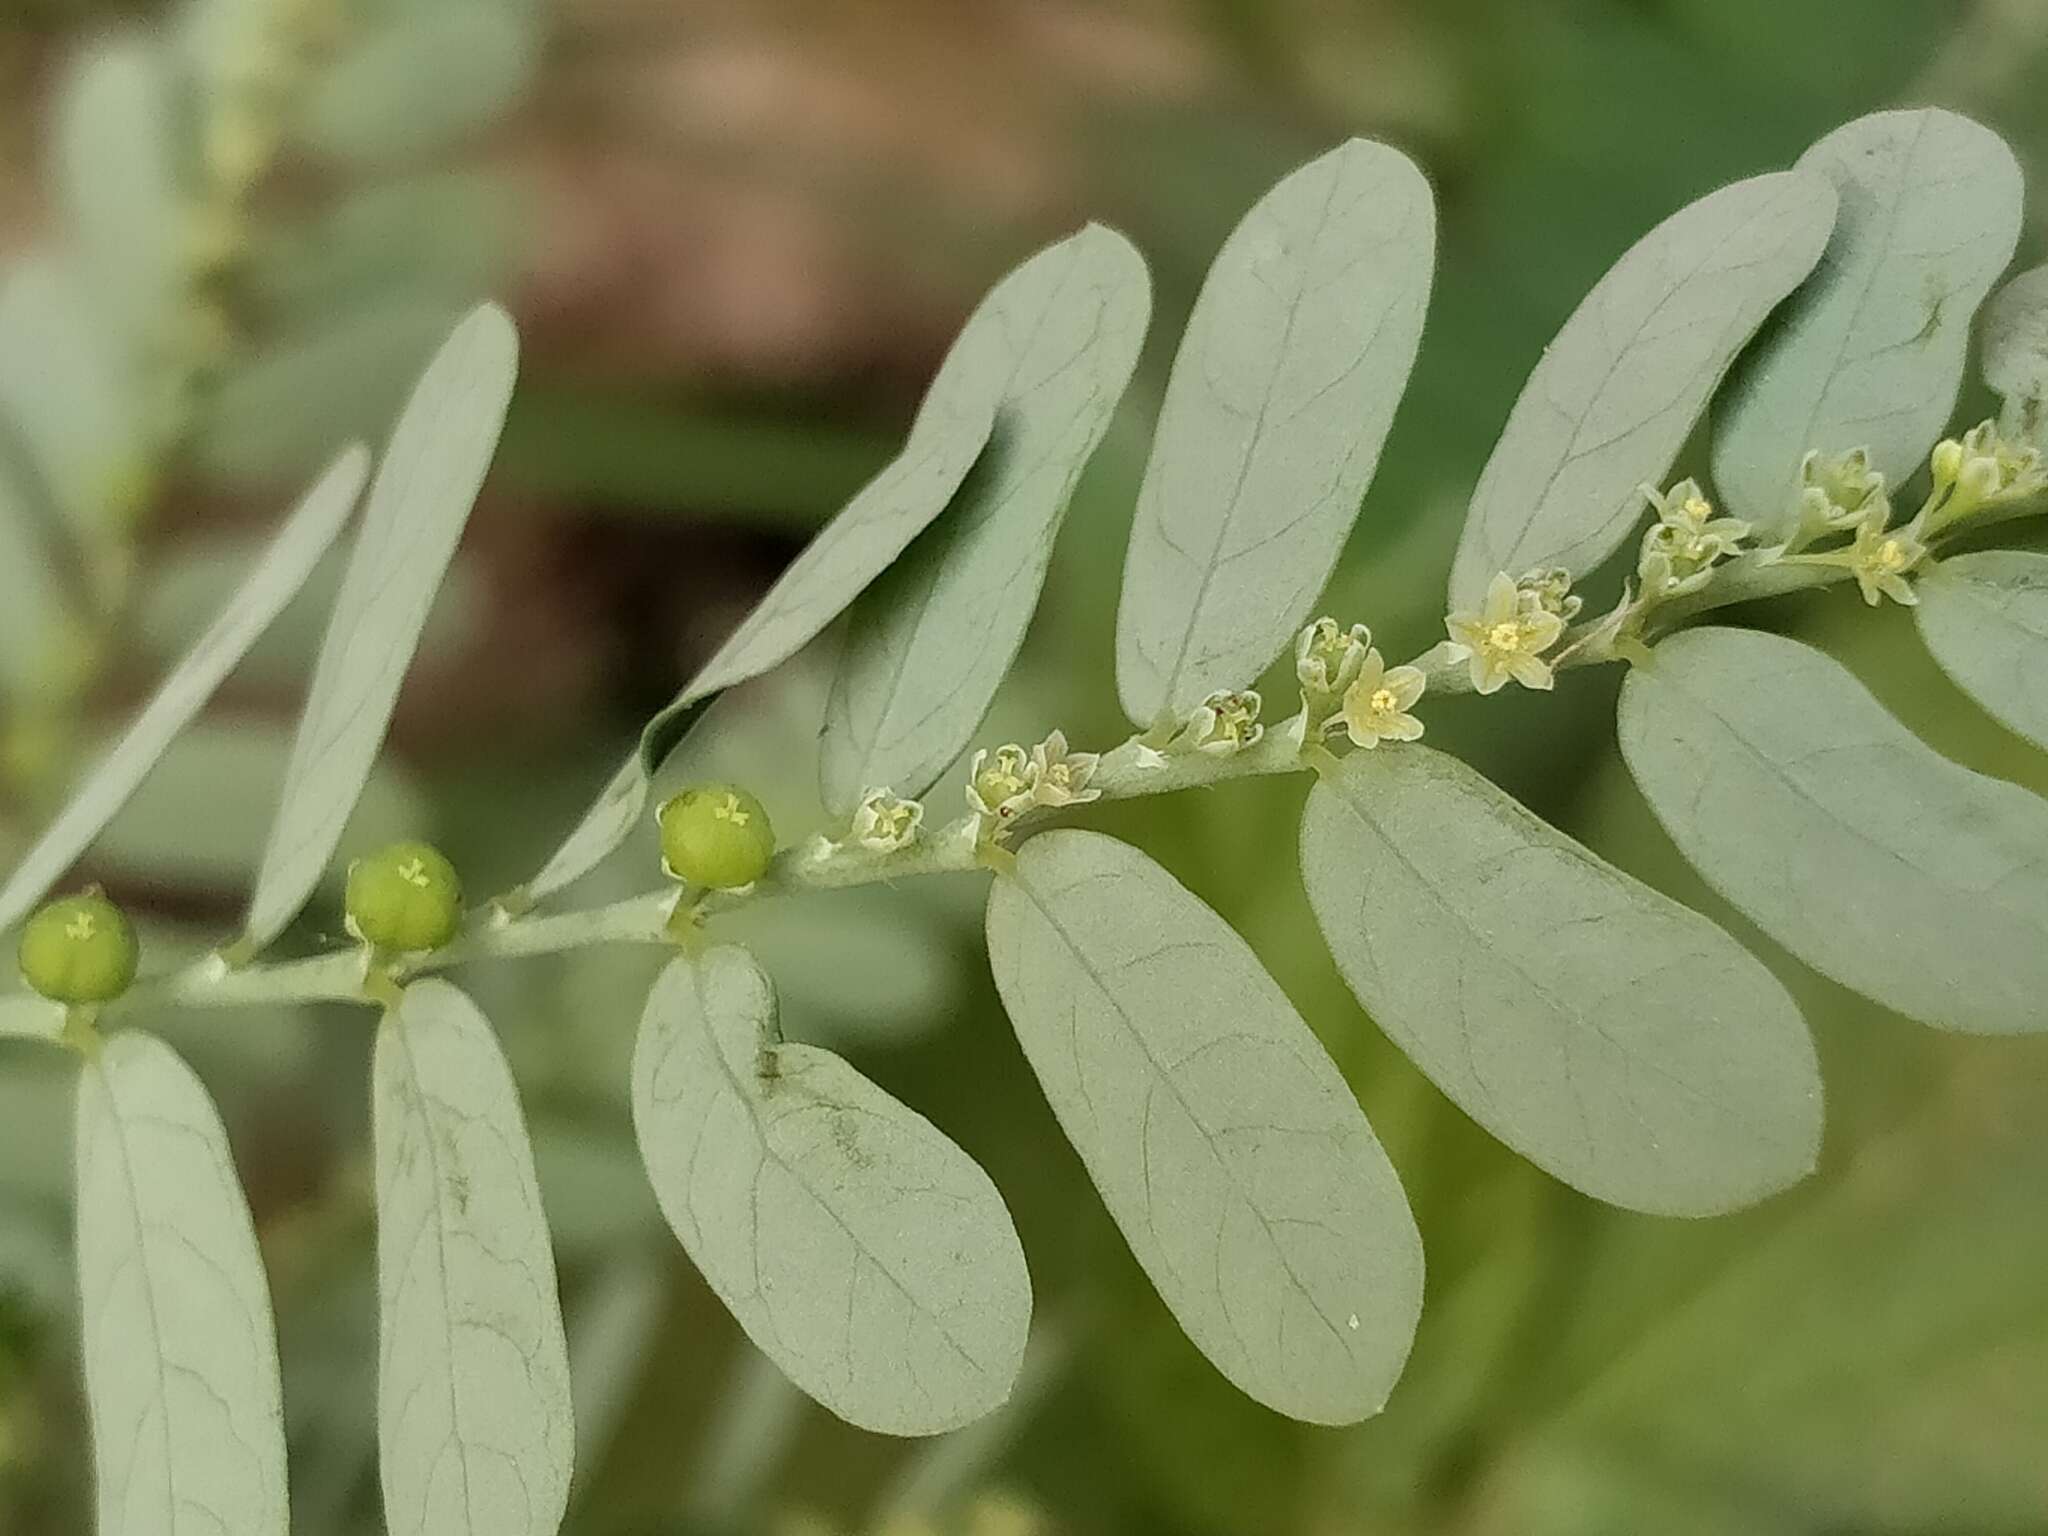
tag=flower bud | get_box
[345,842,464,954]
[18,892,139,1005]
[658,785,776,889]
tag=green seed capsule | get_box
[345,842,464,954]
[658,785,775,889]
[18,892,139,1005]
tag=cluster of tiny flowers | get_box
[1442,568,1574,694]
[1295,618,1427,748]
[1167,690,1264,756]
[1635,479,1751,599]
[1792,447,1886,541]
[967,730,1101,832]
[1931,421,2047,524]
[846,788,924,853]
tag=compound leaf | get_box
[1619,626,2048,1035]
[1301,747,1822,1216]
[821,224,1150,813]
[985,829,1420,1424]
[1914,550,2048,752]
[76,1032,287,1536]
[632,945,1030,1436]
[374,980,574,1536]
[0,447,370,935]
[242,303,516,951]
[1713,110,2023,535]
[1117,139,1434,729]
[1449,170,1835,606]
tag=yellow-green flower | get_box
[1931,421,2046,529]
[1295,618,1371,695]
[1642,477,1752,565]
[1177,690,1263,755]
[1515,566,1582,623]
[1846,520,1927,606]
[658,786,777,888]
[967,744,1037,823]
[1338,650,1425,747]
[848,788,923,852]
[1445,572,1564,694]
[1798,447,1885,530]
[1027,730,1100,808]
[18,891,139,1004]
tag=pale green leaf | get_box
[196,303,468,486]
[251,174,520,324]
[821,224,1150,811]
[1618,625,2048,1034]
[1448,170,1835,606]
[76,1031,287,1536]
[0,254,147,532]
[1301,747,1822,1215]
[984,829,1420,1423]
[242,303,517,951]
[0,448,370,935]
[55,33,185,352]
[1915,550,2048,751]
[515,353,994,906]
[1981,263,2048,431]
[301,2,538,167]
[374,979,574,1536]
[0,448,69,703]
[632,945,1030,1436]
[1117,139,1434,728]
[1713,110,2023,533]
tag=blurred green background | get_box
[3,0,2048,1531]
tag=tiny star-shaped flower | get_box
[1444,572,1564,694]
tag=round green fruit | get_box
[18,892,139,1005]
[659,785,776,889]
[345,842,464,953]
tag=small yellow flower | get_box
[1847,520,1927,607]
[1338,650,1425,747]
[1027,730,1101,808]
[1176,690,1263,755]
[1294,618,1371,695]
[967,744,1037,822]
[1445,572,1564,694]
[848,788,923,852]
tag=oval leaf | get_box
[985,829,1420,1423]
[1302,747,1822,1215]
[301,3,537,168]
[821,224,1151,812]
[55,33,185,351]
[633,945,1029,1436]
[1713,110,2023,533]
[1916,551,2048,751]
[1117,139,1434,729]
[516,342,995,907]
[1981,263,2048,432]
[76,1032,287,1536]
[1619,626,2048,1035]
[0,254,146,533]
[242,303,517,951]
[374,979,574,1536]
[1449,170,1835,606]
[0,447,370,935]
